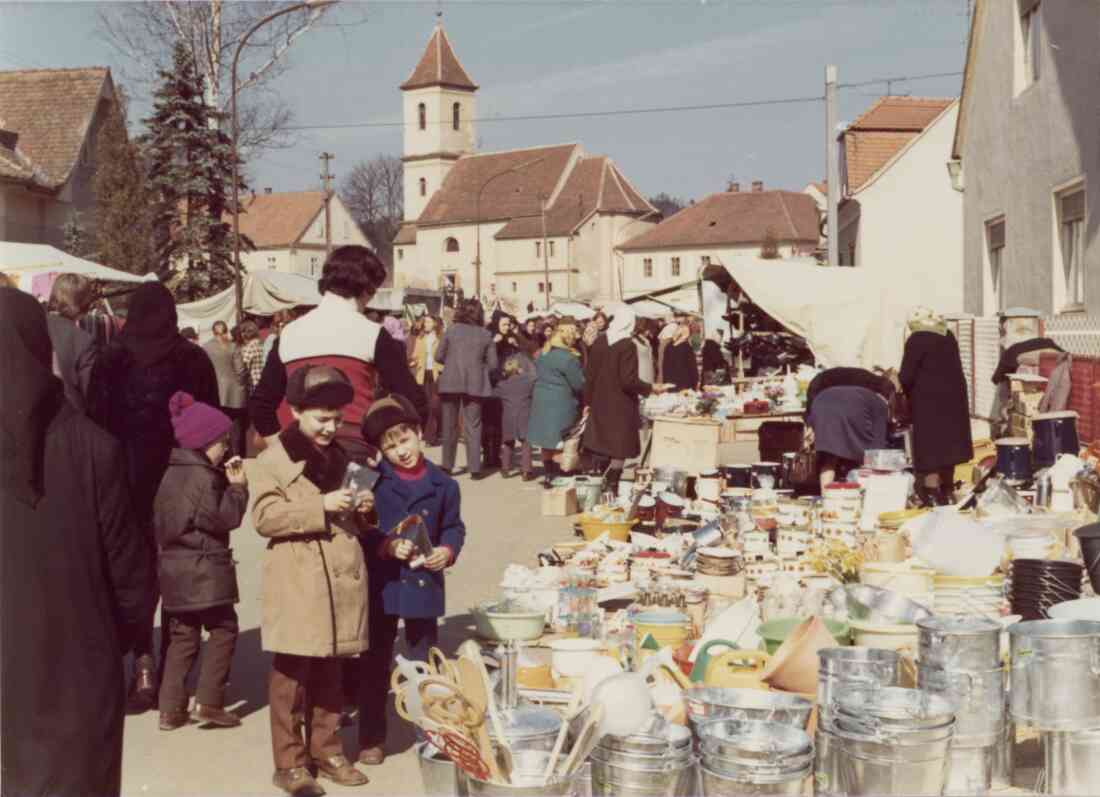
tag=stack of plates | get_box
[1009,559,1084,620]
[933,573,1007,616]
[696,547,744,576]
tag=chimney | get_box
[751,180,764,193]
[0,129,17,151]
[264,187,273,195]
[727,181,740,193]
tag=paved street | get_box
[121,446,566,797]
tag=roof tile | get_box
[401,24,478,91]
[843,96,954,192]
[232,191,323,248]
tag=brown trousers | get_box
[269,653,344,769]
[159,605,239,713]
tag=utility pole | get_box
[825,65,840,267]
[540,195,551,311]
[320,151,335,255]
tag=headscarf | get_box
[605,304,636,347]
[907,306,947,336]
[0,287,65,507]
[383,315,406,342]
[118,282,182,367]
[658,321,679,341]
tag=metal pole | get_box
[320,151,334,255]
[825,64,840,268]
[541,195,550,311]
[474,186,482,298]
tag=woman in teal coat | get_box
[528,318,585,487]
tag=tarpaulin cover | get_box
[1,242,159,293]
[175,270,321,337]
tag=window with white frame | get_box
[548,240,555,257]
[535,241,541,258]
[643,258,653,278]
[1015,1,1041,94]
[986,218,1006,314]
[1057,188,1085,308]
[671,256,681,277]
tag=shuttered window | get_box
[1058,189,1086,306]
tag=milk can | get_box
[1008,619,1100,731]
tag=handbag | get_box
[558,414,588,474]
[789,445,817,489]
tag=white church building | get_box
[392,23,659,310]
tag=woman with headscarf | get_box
[583,305,668,495]
[87,281,218,713]
[900,307,973,505]
[656,319,678,382]
[528,318,586,487]
[1,287,153,797]
[661,316,699,392]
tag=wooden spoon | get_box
[452,659,504,783]
[558,703,604,779]
[542,686,584,784]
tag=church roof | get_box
[401,24,478,92]
[618,190,820,251]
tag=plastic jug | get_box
[392,654,433,723]
[704,649,771,690]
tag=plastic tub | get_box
[759,617,850,655]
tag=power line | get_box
[837,70,963,89]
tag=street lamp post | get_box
[473,156,546,300]
[231,0,337,325]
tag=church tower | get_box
[401,22,478,222]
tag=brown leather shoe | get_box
[314,755,368,786]
[158,710,191,731]
[191,704,241,728]
[273,767,325,796]
[357,746,385,766]
[126,656,158,714]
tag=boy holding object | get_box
[355,395,467,766]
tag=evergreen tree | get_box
[92,92,156,275]
[141,41,246,301]
[61,212,90,258]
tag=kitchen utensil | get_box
[558,704,604,778]
[425,726,493,782]
[548,638,603,678]
[452,659,506,782]
[429,647,459,683]
[589,673,655,738]
[761,616,840,694]
[542,688,583,784]
[844,584,933,625]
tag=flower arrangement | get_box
[805,539,864,584]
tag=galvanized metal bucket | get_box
[464,750,576,797]
[418,742,465,797]
[816,647,900,721]
[699,763,809,796]
[917,615,1002,671]
[992,716,1015,790]
[686,688,813,731]
[832,722,955,796]
[943,742,995,795]
[1008,619,1100,731]
[917,662,1005,745]
[1039,728,1100,796]
[588,750,698,797]
[833,685,956,732]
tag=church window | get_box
[445,237,460,253]
[452,102,461,131]
[418,102,426,131]
[419,178,427,197]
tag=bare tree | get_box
[96,1,348,155]
[340,155,404,266]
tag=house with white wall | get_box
[392,23,657,310]
[0,67,118,247]
[616,185,820,301]
[235,190,372,277]
[836,96,963,313]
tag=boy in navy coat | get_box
[355,395,466,765]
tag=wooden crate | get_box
[650,416,721,473]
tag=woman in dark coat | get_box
[482,311,521,471]
[0,287,153,797]
[661,317,698,391]
[435,299,498,479]
[493,352,537,479]
[899,308,973,505]
[86,281,219,712]
[583,306,667,495]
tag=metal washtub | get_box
[817,647,900,722]
[464,750,575,797]
[1008,619,1100,731]
[917,616,1002,671]
[417,742,466,797]
[917,662,1006,744]
[685,688,813,731]
[695,719,812,797]
[589,731,698,797]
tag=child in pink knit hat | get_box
[152,391,249,731]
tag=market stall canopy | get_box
[0,242,158,295]
[176,270,321,338]
[547,301,595,321]
[704,256,931,370]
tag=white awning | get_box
[176,270,321,338]
[0,242,159,290]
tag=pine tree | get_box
[92,92,156,275]
[141,41,246,301]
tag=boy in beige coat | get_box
[251,365,372,796]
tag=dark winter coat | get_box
[87,338,219,525]
[47,314,98,413]
[527,347,585,449]
[701,339,727,377]
[435,322,498,398]
[899,330,973,472]
[662,340,698,391]
[493,353,536,442]
[805,367,889,416]
[1,403,153,797]
[366,459,466,619]
[153,448,248,612]
[583,336,652,459]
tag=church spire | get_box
[400,23,478,92]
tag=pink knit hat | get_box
[168,391,232,450]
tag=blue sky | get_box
[2,0,970,202]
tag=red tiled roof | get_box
[0,66,111,189]
[394,223,418,245]
[618,190,820,252]
[843,96,954,192]
[417,143,577,227]
[401,24,478,91]
[234,191,323,248]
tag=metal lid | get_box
[490,707,561,740]
[916,615,1000,636]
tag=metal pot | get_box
[1008,619,1100,731]
[589,750,698,797]
[817,647,900,720]
[917,615,1002,671]
[1040,728,1100,795]
[917,662,1005,745]
[685,689,813,729]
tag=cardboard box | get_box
[541,486,578,517]
[650,416,721,473]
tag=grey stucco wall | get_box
[961,1,1100,316]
